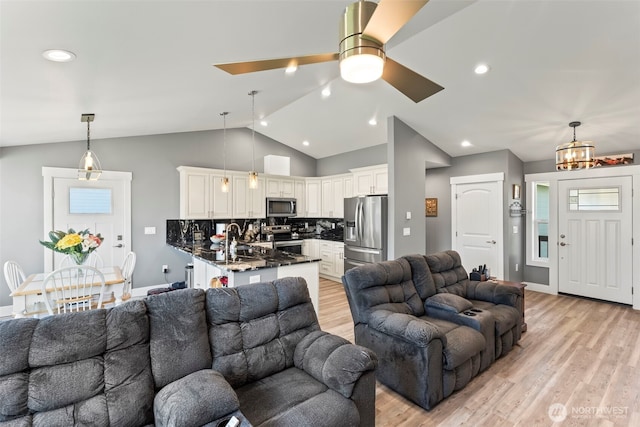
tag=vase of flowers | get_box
[40,228,104,265]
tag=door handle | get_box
[113,244,124,248]
[486,240,496,244]
[560,242,569,246]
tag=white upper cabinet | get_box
[351,164,388,195]
[209,173,233,218]
[265,177,295,198]
[294,179,306,217]
[179,166,233,219]
[305,178,322,217]
[232,173,265,219]
[321,174,350,218]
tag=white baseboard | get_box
[523,281,556,295]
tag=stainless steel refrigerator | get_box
[343,195,387,273]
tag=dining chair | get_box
[41,265,106,315]
[58,251,104,269]
[120,251,136,297]
[3,260,26,293]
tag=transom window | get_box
[69,187,112,214]
[568,187,620,211]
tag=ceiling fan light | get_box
[340,54,385,84]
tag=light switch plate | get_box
[403,227,410,236]
[512,225,518,234]
[144,226,156,235]
[406,211,412,220]
[249,275,261,284]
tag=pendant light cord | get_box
[249,90,257,172]
[220,111,228,173]
[86,119,91,151]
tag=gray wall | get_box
[0,128,315,306]
[388,117,451,259]
[424,149,524,281]
[316,143,387,176]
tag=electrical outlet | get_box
[162,265,169,273]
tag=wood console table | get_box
[489,279,527,332]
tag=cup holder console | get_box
[470,308,482,313]
[463,308,483,316]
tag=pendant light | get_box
[555,121,595,171]
[78,113,102,181]
[248,90,258,189]
[220,111,230,193]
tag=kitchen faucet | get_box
[225,222,241,263]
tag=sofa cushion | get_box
[341,258,425,325]
[402,254,437,299]
[418,317,485,370]
[0,301,154,426]
[206,278,319,389]
[154,369,239,427]
[234,367,359,427]
[425,293,473,313]
[468,300,521,335]
[146,288,212,389]
[425,251,469,296]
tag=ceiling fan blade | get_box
[363,0,429,44]
[382,57,443,103]
[215,53,339,75]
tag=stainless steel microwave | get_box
[266,198,297,217]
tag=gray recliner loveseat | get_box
[0,277,378,426]
[342,251,522,410]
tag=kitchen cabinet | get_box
[192,257,223,289]
[351,164,388,195]
[265,177,295,198]
[178,166,232,219]
[319,241,344,279]
[305,178,322,217]
[232,173,265,218]
[294,179,306,218]
[302,239,320,260]
[321,174,350,218]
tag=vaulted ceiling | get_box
[1,0,639,162]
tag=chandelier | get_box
[555,121,595,171]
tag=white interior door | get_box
[558,176,632,304]
[43,168,132,272]
[451,175,503,279]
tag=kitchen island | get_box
[169,242,321,313]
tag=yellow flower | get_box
[55,233,82,250]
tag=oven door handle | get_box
[274,240,303,247]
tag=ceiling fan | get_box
[214,0,444,103]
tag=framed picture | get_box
[512,184,521,200]
[425,198,437,217]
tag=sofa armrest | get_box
[424,293,473,313]
[467,281,522,307]
[154,369,239,427]
[368,309,446,347]
[293,330,378,399]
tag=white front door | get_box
[43,168,132,272]
[451,174,504,279]
[558,176,633,304]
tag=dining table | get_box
[10,266,125,318]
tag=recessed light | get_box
[302,140,310,146]
[461,140,472,147]
[42,49,76,62]
[321,87,331,98]
[368,118,377,126]
[260,120,268,127]
[474,64,489,74]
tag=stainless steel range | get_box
[261,225,303,254]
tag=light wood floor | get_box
[317,278,640,427]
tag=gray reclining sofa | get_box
[0,277,378,426]
[342,251,522,410]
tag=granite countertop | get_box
[297,232,344,242]
[169,241,320,272]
